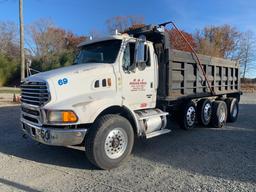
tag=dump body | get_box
[126,24,240,102]
[158,49,240,101]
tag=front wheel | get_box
[85,115,134,170]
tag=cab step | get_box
[146,129,171,139]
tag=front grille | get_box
[21,107,40,116]
[22,115,39,123]
[21,105,42,125]
[21,81,50,106]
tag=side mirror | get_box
[135,35,147,71]
[128,63,136,71]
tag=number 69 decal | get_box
[58,78,69,86]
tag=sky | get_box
[1,0,256,35]
[0,0,256,76]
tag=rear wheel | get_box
[211,101,227,128]
[85,114,134,170]
[225,98,239,122]
[197,99,212,126]
[180,101,197,130]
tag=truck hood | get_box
[26,63,116,105]
[29,63,109,80]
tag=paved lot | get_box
[0,94,255,192]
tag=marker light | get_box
[47,110,78,123]
[107,78,112,86]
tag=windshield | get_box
[74,40,122,64]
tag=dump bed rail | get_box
[160,49,240,101]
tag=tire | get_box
[197,99,212,126]
[225,98,239,122]
[211,101,227,128]
[180,101,197,130]
[85,114,134,170]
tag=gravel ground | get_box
[0,93,255,192]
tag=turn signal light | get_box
[62,111,78,123]
[47,110,78,123]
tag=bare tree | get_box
[29,19,86,57]
[0,21,19,57]
[29,18,86,71]
[106,16,144,33]
[194,25,241,59]
[194,25,256,77]
[29,18,55,57]
[237,31,256,78]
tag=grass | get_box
[241,83,256,93]
[0,87,21,94]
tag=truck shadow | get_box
[0,104,255,183]
[133,104,256,183]
[0,105,93,170]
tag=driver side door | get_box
[121,42,156,110]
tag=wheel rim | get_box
[186,106,196,126]
[219,105,226,123]
[104,128,128,159]
[203,103,211,122]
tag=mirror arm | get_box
[145,46,149,62]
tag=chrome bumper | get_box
[21,119,87,146]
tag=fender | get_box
[74,97,142,136]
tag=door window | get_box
[122,42,150,71]
[122,43,135,71]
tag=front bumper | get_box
[21,119,87,146]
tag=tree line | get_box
[0,16,255,86]
[107,16,256,80]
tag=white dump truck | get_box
[20,22,241,169]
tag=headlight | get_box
[47,110,78,123]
